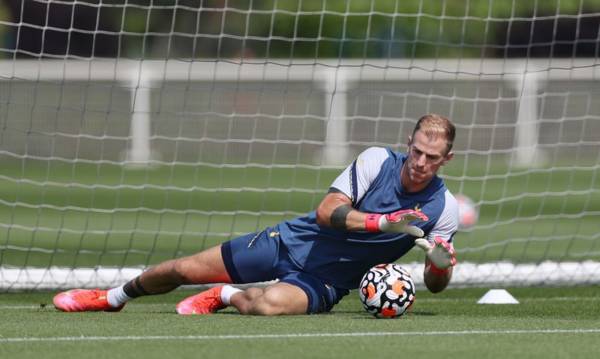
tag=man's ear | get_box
[441,151,454,166]
[407,135,413,146]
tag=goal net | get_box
[1,1,599,290]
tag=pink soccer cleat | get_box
[176,286,226,315]
[53,289,124,312]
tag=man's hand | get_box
[365,209,428,237]
[414,236,457,270]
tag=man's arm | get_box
[316,191,426,236]
[415,237,456,293]
[315,191,366,231]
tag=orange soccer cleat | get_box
[53,289,124,312]
[176,286,226,315]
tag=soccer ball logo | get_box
[358,263,415,318]
[455,194,478,230]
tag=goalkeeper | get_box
[54,114,458,315]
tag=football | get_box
[358,263,416,318]
[455,194,478,230]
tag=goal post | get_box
[1,1,600,290]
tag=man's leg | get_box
[230,282,308,315]
[176,282,309,316]
[132,244,231,294]
[54,244,231,312]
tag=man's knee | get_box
[171,258,194,284]
[171,246,230,284]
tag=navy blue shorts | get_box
[221,227,348,313]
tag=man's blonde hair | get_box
[412,114,456,155]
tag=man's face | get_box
[404,130,453,187]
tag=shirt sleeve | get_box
[329,147,389,206]
[427,190,459,245]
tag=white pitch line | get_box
[0,305,42,309]
[1,329,600,343]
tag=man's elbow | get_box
[316,192,352,227]
[315,205,330,227]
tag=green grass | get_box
[1,286,599,358]
[1,157,599,267]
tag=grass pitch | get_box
[1,286,599,359]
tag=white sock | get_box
[107,285,133,308]
[220,285,242,305]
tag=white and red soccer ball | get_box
[358,263,416,319]
[455,194,478,230]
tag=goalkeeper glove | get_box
[414,236,457,274]
[365,209,428,237]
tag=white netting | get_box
[0,1,599,290]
